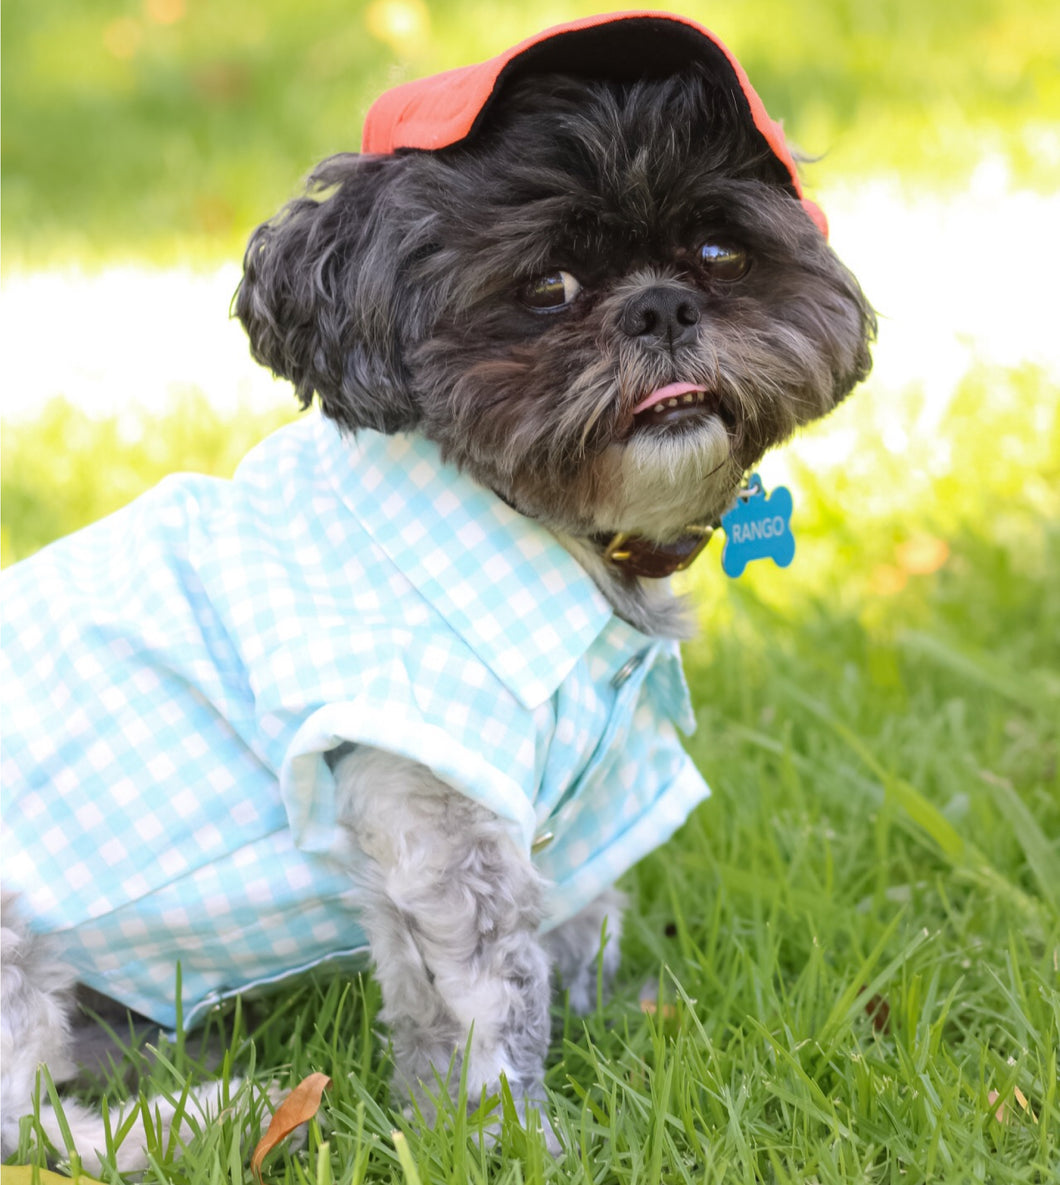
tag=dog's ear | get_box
[235,153,421,433]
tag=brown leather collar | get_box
[489,487,717,579]
[593,524,716,579]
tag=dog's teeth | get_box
[641,391,709,419]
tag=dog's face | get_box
[237,66,873,544]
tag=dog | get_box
[0,11,874,1170]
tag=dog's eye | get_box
[518,270,582,311]
[698,242,750,281]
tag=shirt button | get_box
[531,830,555,853]
[611,651,646,688]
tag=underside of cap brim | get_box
[360,11,828,238]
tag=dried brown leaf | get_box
[639,998,677,1019]
[988,1085,1039,1124]
[250,1072,331,1182]
[857,984,892,1034]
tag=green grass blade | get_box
[391,1130,423,1185]
[978,774,1060,915]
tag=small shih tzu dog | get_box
[1,11,874,1170]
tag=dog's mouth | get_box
[627,382,729,435]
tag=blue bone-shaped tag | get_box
[720,474,795,578]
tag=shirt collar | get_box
[314,416,615,708]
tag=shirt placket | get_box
[537,636,660,840]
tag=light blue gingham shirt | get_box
[1,415,709,1028]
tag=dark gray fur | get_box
[236,66,874,580]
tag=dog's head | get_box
[236,13,874,553]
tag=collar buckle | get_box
[602,524,715,579]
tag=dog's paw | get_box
[401,1077,563,1157]
[509,1093,563,1157]
[543,887,625,1015]
[558,954,617,1016]
[470,1091,563,1159]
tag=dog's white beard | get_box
[594,417,738,539]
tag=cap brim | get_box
[362,11,828,237]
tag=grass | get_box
[4,364,1058,1182]
[0,392,297,568]
[3,0,1059,268]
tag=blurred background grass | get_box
[2,0,1058,266]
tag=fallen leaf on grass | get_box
[638,979,677,1019]
[857,985,892,1034]
[988,1086,1038,1124]
[639,998,677,1019]
[864,993,891,1033]
[251,1072,332,1182]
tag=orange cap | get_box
[362,10,828,237]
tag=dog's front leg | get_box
[333,748,553,1134]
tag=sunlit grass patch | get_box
[0,392,298,567]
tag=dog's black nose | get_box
[620,286,700,346]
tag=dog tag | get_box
[720,474,795,578]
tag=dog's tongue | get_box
[631,383,709,415]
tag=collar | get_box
[314,417,615,709]
[593,524,717,579]
[486,484,717,580]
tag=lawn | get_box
[2,0,1058,1181]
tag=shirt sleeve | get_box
[278,655,542,862]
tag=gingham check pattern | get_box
[1,416,709,1028]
